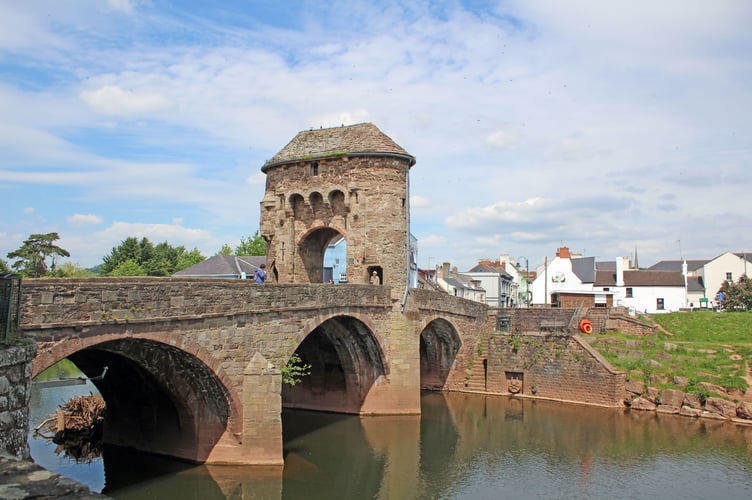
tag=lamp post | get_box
[517,256,529,308]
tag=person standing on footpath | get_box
[370,270,381,285]
[254,264,267,284]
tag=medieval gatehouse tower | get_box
[260,123,415,296]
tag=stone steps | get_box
[464,358,487,392]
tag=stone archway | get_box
[282,315,386,414]
[298,227,345,284]
[419,318,462,390]
[64,338,231,463]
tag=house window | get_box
[657,298,665,310]
[626,287,633,298]
[726,272,733,282]
[310,161,319,176]
[602,287,610,291]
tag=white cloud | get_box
[67,214,103,225]
[80,85,172,117]
[23,207,34,215]
[486,129,519,150]
[410,195,430,208]
[107,0,136,14]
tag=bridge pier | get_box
[207,352,283,466]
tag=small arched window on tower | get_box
[310,161,319,176]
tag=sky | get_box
[1,0,751,273]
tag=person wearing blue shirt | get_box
[254,264,267,284]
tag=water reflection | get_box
[29,385,752,499]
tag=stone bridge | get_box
[20,277,491,466]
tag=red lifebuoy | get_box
[579,319,593,334]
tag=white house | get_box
[648,251,751,306]
[595,257,686,313]
[530,247,595,305]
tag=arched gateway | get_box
[259,123,416,296]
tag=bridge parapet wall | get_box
[20,278,392,333]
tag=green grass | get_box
[590,311,752,399]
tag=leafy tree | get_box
[110,259,146,276]
[176,247,205,271]
[49,262,96,278]
[234,231,267,256]
[0,258,9,274]
[101,237,205,276]
[6,232,70,277]
[217,244,233,255]
[717,275,752,311]
[280,353,312,386]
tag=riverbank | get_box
[0,452,107,499]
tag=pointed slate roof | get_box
[262,123,415,171]
[173,254,267,278]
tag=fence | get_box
[0,273,22,343]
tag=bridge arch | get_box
[282,314,387,414]
[33,334,240,463]
[419,317,462,390]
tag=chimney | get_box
[615,257,624,287]
[442,262,450,278]
[556,247,571,259]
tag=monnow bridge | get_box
[18,124,623,466]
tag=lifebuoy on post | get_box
[579,319,593,334]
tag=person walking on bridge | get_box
[254,264,267,284]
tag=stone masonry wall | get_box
[487,332,625,406]
[261,155,411,296]
[0,343,36,459]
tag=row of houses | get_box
[428,247,751,314]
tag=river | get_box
[29,370,752,499]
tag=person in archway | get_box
[370,270,381,285]
[254,264,267,284]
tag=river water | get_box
[29,378,752,499]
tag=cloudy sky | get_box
[1,0,750,272]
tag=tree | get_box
[49,262,96,278]
[0,258,9,274]
[232,231,267,256]
[101,237,205,276]
[110,259,146,277]
[717,275,752,311]
[217,244,233,255]
[6,232,70,277]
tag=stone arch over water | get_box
[49,338,232,463]
[419,318,462,390]
[282,315,387,414]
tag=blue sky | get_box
[1,0,750,272]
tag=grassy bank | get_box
[587,310,752,401]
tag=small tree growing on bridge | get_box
[280,353,312,386]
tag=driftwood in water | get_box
[34,394,106,462]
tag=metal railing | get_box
[0,273,22,344]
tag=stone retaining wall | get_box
[0,343,36,459]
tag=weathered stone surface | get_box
[630,397,657,411]
[0,344,36,460]
[699,381,726,395]
[683,393,702,409]
[645,387,660,404]
[672,375,689,387]
[705,397,737,419]
[660,389,685,408]
[0,453,107,499]
[625,380,644,395]
[656,404,680,414]
[736,401,752,420]
[680,406,702,417]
